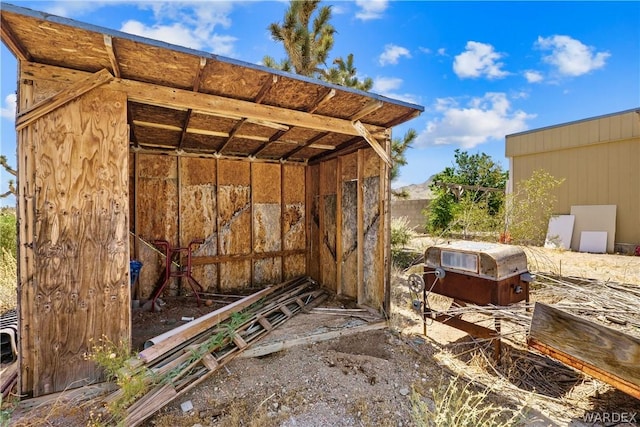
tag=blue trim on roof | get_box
[506,107,640,138]
[1,2,424,113]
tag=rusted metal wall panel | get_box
[20,87,129,397]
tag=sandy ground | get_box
[4,239,640,426]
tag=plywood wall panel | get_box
[253,257,282,286]
[137,168,178,298]
[341,181,358,298]
[363,175,382,308]
[25,87,129,396]
[254,204,281,253]
[320,193,337,291]
[283,165,305,204]
[284,254,306,279]
[307,165,321,281]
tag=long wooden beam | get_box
[103,35,121,78]
[16,68,114,130]
[352,120,391,167]
[18,61,387,137]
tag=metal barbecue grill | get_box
[408,241,532,360]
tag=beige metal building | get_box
[506,108,640,252]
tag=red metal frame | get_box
[150,239,205,312]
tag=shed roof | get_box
[1,3,423,164]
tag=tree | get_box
[0,155,16,199]
[265,0,416,193]
[426,149,507,234]
[263,0,335,77]
[321,54,373,91]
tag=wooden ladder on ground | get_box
[103,276,326,427]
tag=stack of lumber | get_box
[102,276,326,426]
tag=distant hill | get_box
[392,175,435,200]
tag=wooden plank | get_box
[357,149,364,304]
[336,157,343,295]
[352,120,391,167]
[16,68,114,130]
[103,35,121,78]
[238,321,388,358]
[138,280,295,363]
[529,303,640,394]
[201,353,219,371]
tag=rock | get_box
[399,387,410,396]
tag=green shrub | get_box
[0,210,17,258]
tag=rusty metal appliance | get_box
[409,241,532,360]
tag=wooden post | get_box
[357,149,364,304]
[336,157,342,295]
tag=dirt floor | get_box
[4,240,640,426]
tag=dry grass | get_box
[0,248,17,314]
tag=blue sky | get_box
[1,1,639,206]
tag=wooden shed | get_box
[0,4,423,398]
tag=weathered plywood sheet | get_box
[254,204,281,253]
[136,154,178,298]
[218,161,251,288]
[321,194,337,291]
[544,215,575,250]
[283,164,305,204]
[341,180,358,298]
[253,257,282,286]
[25,87,129,396]
[307,165,321,281]
[180,157,217,290]
[283,203,305,251]
[362,175,382,308]
[284,254,306,280]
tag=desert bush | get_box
[411,375,527,427]
[0,248,17,314]
[504,170,564,246]
[391,217,418,268]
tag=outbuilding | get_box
[506,109,640,253]
[0,4,423,398]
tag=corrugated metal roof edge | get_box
[506,107,640,139]
[1,2,424,114]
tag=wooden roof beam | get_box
[16,68,114,130]
[281,132,329,160]
[1,16,31,61]
[18,61,387,137]
[352,120,391,167]
[384,109,421,128]
[254,75,278,104]
[178,58,206,150]
[251,129,287,157]
[307,88,335,114]
[350,100,383,122]
[103,35,121,78]
[218,119,246,153]
[308,137,367,164]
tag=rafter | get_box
[350,100,383,122]
[178,58,206,150]
[307,88,335,114]
[218,119,246,153]
[281,132,329,160]
[254,75,277,104]
[384,109,421,128]
[103,35,121,78]
[251,129,287,157]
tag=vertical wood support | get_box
[318,162,325,287]
[133,152,139,260]
[249,162,254,285]
[335,158,343,295]
[280,163,285,282]
[215,159,221,292]
[382,131,392,313]
[357,149,365,305]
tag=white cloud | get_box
[0,94,16,121]
[378,44,411,66]
[355,0,388,20]
[437,48,447,56]
[524,70,544,83]
[536,35,610,77]
[453,41,509,79]
[416,93,534,148]
[373,77,403,92]
[119,3,237,56]
[372,77,419,105]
